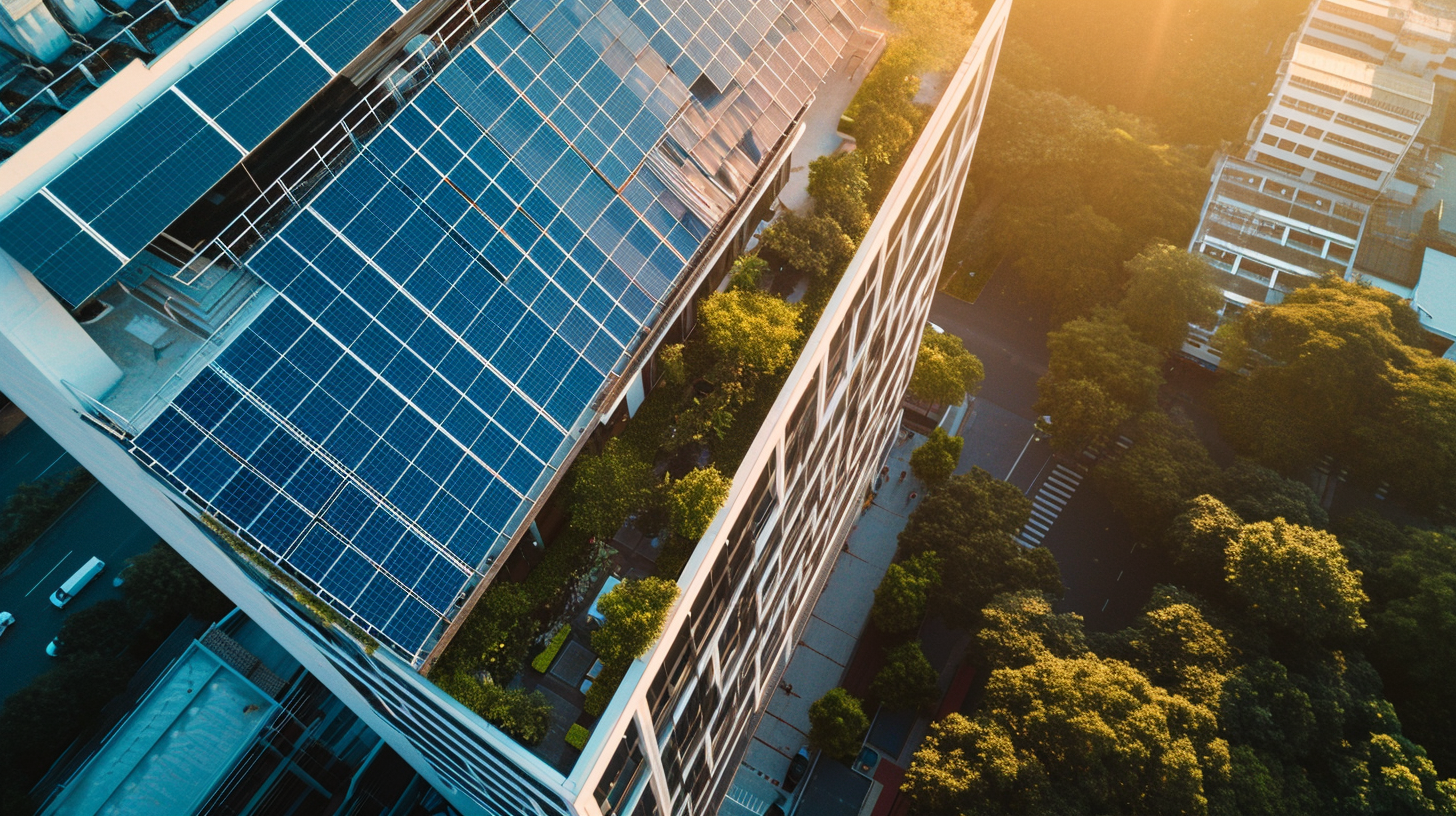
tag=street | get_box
[933,265,1159,631]
[0,422,157,701]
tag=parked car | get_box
[46,637,61,657]
[50,556,104,608]
[0,611,14,637]
[783,746,810,794]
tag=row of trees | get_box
[903,499,1456,814]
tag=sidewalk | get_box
[725,430,929,816]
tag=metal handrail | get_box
[169,0,500,287]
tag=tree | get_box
[909,427,964,486]
[1358,733,1456,814]
[53,599,139,660]
[1215,274,1430,475]
[871,641,940,712]
[1214,459,1328,528]
[434,672,554,745]
[658,342,686,388]
[1012,206,1128,323]
[871,552,940,635]
[570,439,654,541]
[887,0,980,70]
[807,152,871,239]
[1092,411,1219,536]
[1118,243,1223,351]
[1225,519,1367,642]
[122,540,232,628]
[1167,495,1243,590]
[908,331,984,406]
[1354,525,1456,772]
[976,590,1087,670]
[902,655,1230,816]
[592,577,679,667]
[665,466,731,542]
[1044,312,1163,412]
[1099,585,1230,705]
[1218,658,1317,763]
[808,688,868,762]
[898,470,1063,626]
[698,289,803,378]
[1358,358,1456,514]
[1033,377,1130,455]
[728,255,767,291]
[757,210,858,280]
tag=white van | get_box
[50,557,104,608]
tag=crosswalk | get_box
[1017,463,1084,548]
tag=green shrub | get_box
[584,662,629,717]
[531,625,572,673]
[434,671,555,745]
[566,723,592,750]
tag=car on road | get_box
[45,637,60,657]
[0,611,13,637]
[782,747,810,794]
[50,556,104,608]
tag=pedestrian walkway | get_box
[1017,463,1084,548]
[724,431,925,816]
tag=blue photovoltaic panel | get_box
[132,0,861,661]
[0,194,119,307]
[177,16,331,151]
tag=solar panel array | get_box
[0,0,419,307]
[132,0,864,664]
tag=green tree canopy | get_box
[1092,411,1219,537]
[1166,494,1243,591]
[570,439,654,542]
[807,152,871,240]
[592,577,679,667]
[808,687,869,762]
[1215,459,1328,528]
[976,590,1088,670]
[1225,519,1367,642]
[728,254,768,291]
[908,331,984,406]
[1215,275,1432,476]
[903,655,1230,816]
[1044,311,1164,411]
[871,552,940,635]
[898,470,1063,626]
[434,672,554,745]
[1097,585,1230,705]
[53,598,139,660]
[1010,205,1128,323]
[122,540,232,629]
[665,466,731,542]
[909,427,964,486]
[1118,242,1223,351]
[698,288,804,378]
[1033,377,1130,456]
[887,0,980,70]
[871,641,940,712]
[1218,658,1317,764]
[757,210,857,281]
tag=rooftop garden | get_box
[424,1,984,766]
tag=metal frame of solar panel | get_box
[130,0,863,665]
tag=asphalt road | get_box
[0,423,157,702]
[935,265,1158,631]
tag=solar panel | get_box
[132,0,861,662]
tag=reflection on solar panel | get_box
[132,0,863,664]
[0,0,415,307]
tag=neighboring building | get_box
[34,611,439,816]
[0,0,1010,815]
[1186,0,1456,363]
